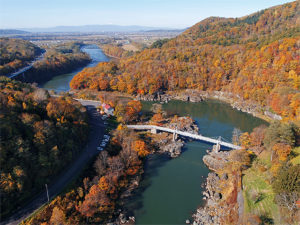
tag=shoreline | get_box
[65,89,273,224]
[135,89,281,123]
[116,116,200,224]
[192,148,244,225]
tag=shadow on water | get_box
[124,154,170,215]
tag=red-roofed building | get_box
[102,103,114,116]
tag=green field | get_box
[243,166,280,224]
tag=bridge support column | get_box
[151,128,157,134]
[213,136,221,152]
[213,143,221,152]
[172,130,178,142]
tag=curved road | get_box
[8,52,46,79]
[1,100,105,225]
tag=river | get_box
[41,45,109,92]
[126,100,267,225]
[41,45,267,224]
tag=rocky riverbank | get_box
[109,114,200,224]
[136,89,281,122]
[136,90,205,103]
[192,148,249,225]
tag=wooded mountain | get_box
[70,1,300,121]
[0,29,30,35]
[0,77,89,218]
[0,38,43,75]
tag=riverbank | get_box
[192,148,249,225]
[47,90,268,224]
[70,88,275,124]
[41,45,109,92]
[135,89,281,122]
[12,42,93,85]
[15,53,91,84]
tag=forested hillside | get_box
[15,42,91,84]
[0,77,89,218]
[70,1,300,121]
[21,98,148,225]
[0,38,43,75]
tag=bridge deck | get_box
[127,125,241,150]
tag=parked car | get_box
[100,142,106,147]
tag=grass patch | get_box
[243,164,280,224]
[290,155,300,165]
[289,147,300,165]
[257,150,272,168]
[292,147,300,154]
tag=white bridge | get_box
[127,125,241,150]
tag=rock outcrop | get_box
[149,116,199,157]
[161,140,184,158]
[192,149,241,225]
[203,151,229,171]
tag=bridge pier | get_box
[213,136,221,152]
[213,144,221,152]
[151,128,157,134]
[172,131,178,142]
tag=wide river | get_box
[41,45,109,92]
[41,45,267,224]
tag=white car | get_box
[97,147,103,151]
[100,142,106,147]
[104,135,110,138]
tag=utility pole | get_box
[45,184,49,203]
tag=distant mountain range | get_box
[0,29,30,35]
[11,25,182,33]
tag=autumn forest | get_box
[71,1,299,121]
[0,1,300,225]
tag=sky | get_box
[0,0,295,29]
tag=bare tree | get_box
[275,192,299,211]
[94,151,108,177]
[33,88,49,103]
[232,128,242,145]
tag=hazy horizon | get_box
[0,0,295,29]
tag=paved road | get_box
[8,52,45,79]
[1,102,106,225]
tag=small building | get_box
[102,103,114,116]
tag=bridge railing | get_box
[127,124,241,150]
